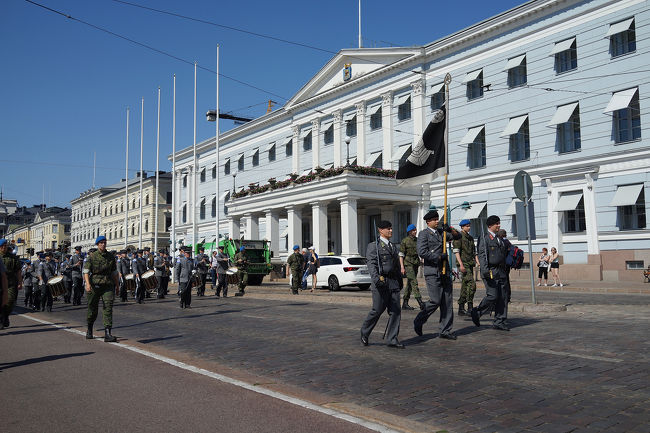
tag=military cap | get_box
[119,249,127,254]
[143,247,150,251]
[136,249,143,254]
[406,224,416,233]
[239,246,245,251]
[293,244,300,251]
[0,239,6,247]
[39,253,45,259]
[75,246,82,251]
[459,219,471,227]
[95,235,107,244]
[486,215,501,227]
[423,210,439,220]
[158,249,165,253]
[377,220,392,229]
[218,245,225,250]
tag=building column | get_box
[332,110,342,167]
[311,119,320,169]
[411,79,426,147]
[381,91,393,169]
[286,205,302,251]
[311,201,328,256]
[264,209,280,257]
[416,184,430,232]
[175,169,182,226]
[291,125,300,174]
[355,102,366,166]
[339,197,359,256]
[583,175,599,255]
[227,216,240,240]
[243,213,259,240]
[546,179,562,254]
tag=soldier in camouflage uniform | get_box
[399,224,424,311]
[453,219,479,316]
[83,236,120,342]
[286,245,304,295]
[234,246,248,296]
[0,239,22,328]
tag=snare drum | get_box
[141,270,157,290]
[47,276,66,297]
[190,273,202,288]
[124,273,136,292]
[226,267,239,284]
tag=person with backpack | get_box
[498,229,513,304]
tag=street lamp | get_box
[344,133,351,167]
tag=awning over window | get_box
[222,157,230,166]
[463,201,487,220]
[547,102,579,126]
[555,192,583,211]
[500,115,528,137]
[505,199,522,215]
[320,119,333,129]
[237,153,244,161]
[367,151,382,166]
[248,148,259,157]
[300,129,312,139]
[503,54,526,71]
[459,125,485,145]
[300,168,312,176]
[368,104,382,115]
[219,190,230,201]
[606,17,634,37]
[610,183,643,206]
[462,69,483,83]
[199,237,206,244]
[343,112,356,121]
[394,94,411,106]
[323,162,334,169]
[603,87,638,113]
[430,82,445,94]
[549,37,576,55]
[265,142,275,151]
[392,144,411,161]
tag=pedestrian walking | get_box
[307,246,319,292]
[83,236,120,342]
[360,220,404,349]
[452,219,479,316]
[549,247,563,287]
[286,245,305,295]
[399,224,424,310]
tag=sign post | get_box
[514,170,536,304]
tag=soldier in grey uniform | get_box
[60,254,73,303]
[132,250,146,304]
[22,261,34,307]
[38,252,57,312]
[471,215,510,331]
[32,256,43,310]
[154,250,166,299]
[214,245,229,297]
[414,210,461,340]
[70,246,84,306]
[175,246,194,309]
[117,250,130,302]
[360,220,404,349]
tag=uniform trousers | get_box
[475,276,508,326]
[2,284,18,317]
[40,284,53,311]
[197,273,207,296]
[119,278,128,301]
[87,284,115,328]
[216,272,227,296]
[403,264,421,301]
[23,284,34,307]
[458,265,477,305]
[135,277,145,303]
[32,283,41,309]
[72,276,84,305]
[179,280,192,307]
[360,288,401,345]
[290,271,302,293]
[63,279,72,303]
[237,270,248,292]
[415,273,454,335]
[161,276,169,295]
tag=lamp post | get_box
[429,201,471,271]
[344,131,351,167]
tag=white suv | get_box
[316,255,371,291]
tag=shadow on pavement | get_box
[0,352,94,371]
[137,335,183,344]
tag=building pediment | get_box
[286,48,420,109]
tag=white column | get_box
[243,213,259,240]
[175,169,182,226]
[227,217,240,240]
[332,110,342,167]
[381,91,393,170]
[411,79,425,147]
[339,197,359,256]
[546,180,562,253]
[311,201,328,256]
[311,119,320,169]
[265,209,279,257]
[291,125,300,174]
[583,176,599,255]
[286,205,302,250]
[416,184,430,232]
[355,102,365,166]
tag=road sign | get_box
[514,170,533,202]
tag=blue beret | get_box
[406,224,416,233]
[239,246,245,251]
[95,235,107,244]
[293,244,300,250]
[459,219,471,227]
[0,239,6,247]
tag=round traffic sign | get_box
[514,170,533,201]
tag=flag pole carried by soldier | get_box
[83,236,120,342]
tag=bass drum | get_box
[47,276,66,297]
[225,267,239,284]
[141,270,157,290]
[124,274,136,292]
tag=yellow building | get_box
[29,209,71,254]
[5,224,30,258]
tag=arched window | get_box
[119,227,123,238]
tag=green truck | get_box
[195,238,272,286]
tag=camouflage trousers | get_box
[402,265,421,301]
[290,271,302,292]
[457,266,477,305]
[1,285,18,318]
[237,270,248,291]
[87,284,115,328]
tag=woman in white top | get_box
[549,247,563,287]
[537,248,550,286]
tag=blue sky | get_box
[1,0,523,207]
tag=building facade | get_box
[171,0,649,281]
[71,187,115,252]
[29,209,71,253]
[4,224,31,258]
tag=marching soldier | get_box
[471,215,510,331]
[117,250,130,302]
[414,210,461,340]
[60,254,73,303]
[154,250,166,299]
[194,247,209,297]
[214,245,229,297]
[0,239,22,327]
[22,261,34,308]
[38,252,57,312]
[143,247,153,270]
[70,246,84,306]
[453,219,479,316]
[286,245,304,295]
[399,224,424,311]
[83,236,119,342]
[132,250,146,304]
[360,220,403,349]
[234,246,248,296]
[32,255,44,310]
[175,246,194,309]
[161,250,171,296]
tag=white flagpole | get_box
[139,97,144,249]
[124,108,130,249]
[215,45,220,248]
[192,61,197,254]
[171,74,177,276]
[92,152,96,189]
[358,0,362,48]
[155,86,161,253]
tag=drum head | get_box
[125,273,135,280]
[142,270,155,278]
[226,267,238,275]
[48,276,63,285]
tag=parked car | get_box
[316,255,371,291]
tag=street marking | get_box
[536,348,623,363]
[22,314,402,433]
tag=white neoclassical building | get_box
[172,0,649,282]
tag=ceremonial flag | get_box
[396,101,447,186]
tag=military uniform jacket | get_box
[39,260,57,283]
[84,250,118,285]
[195,255,209,274]
[478,232,508,280]
[174,256,193,283]
[32,261,42,285]
[60,259,73,282]
[1,251,21,288]
[154,255,165,277]
[366,240,402,292]
[399,235,419,267]
[417,227,460,276]
[215,252,229,273]
[234,252,248,270]
[22,265,34,287]
[146,254,154,270]
[286,252,304,272]
[70,253,83,278]
[117,257,131,277]
[453,231,477,267]
[131,257,145,276]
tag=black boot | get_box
[467,302,473,314]
[86,324,93,339]
[402,299,415,310]
[415,297,425,311]
[458,304,466,316]
[104,327,117,343]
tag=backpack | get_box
[506,245,524,270]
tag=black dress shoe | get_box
[360,333,368,346]
[439,332,457,340]
[387,341,405,349]
[414,314,424,336]
[493,324,510,331]
[470,308,481,327]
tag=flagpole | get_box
[171,74,177,276]
[124,107,130,249]
[193,62,197,254]
[155,86,161,253]
[442,73,451,275]
[215,45,220,249]
[139,97,144,249]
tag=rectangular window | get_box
[466,70,483,100]
[468,129,486,169]
[346,117,357,137]
[286,140,293,156]
[323,125,334,145]
[626,260,645,270]
[211,197,216,218]
[237,155,244,171]
[303,132,312,151]
[549,103,581,153]
[166,191,172,204]
[224,160,230,175]
[430,84,445,111]
[609,18,636,57]
[200,168,206,182]
[613,90,641,143]
[212,165,217,179]
[505,55,527,88]
[619,188,646,230]
[182,175,187,188]
[269,146,276,161]
[397,97,411,121]
[553,38,577,73]
[182,204,187,223]
[252,150,259,167]
[370,107,382,130]
[565,197,586,233]
[509,118,530,162]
